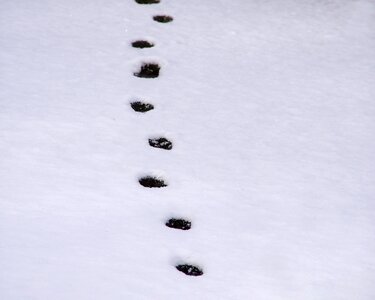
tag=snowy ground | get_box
[1,0,375,299]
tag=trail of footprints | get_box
[131,0,203,277]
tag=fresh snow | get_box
[1,0,375,299]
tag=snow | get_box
[1,0,375,299]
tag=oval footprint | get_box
[149,137,172,150]
[153,15,173,23]
[176,264,203,276]
[165,218,191,230]
[131,101,154,113]
[139,176,167,188]
[132,40,154,49]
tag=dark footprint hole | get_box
[135,0,160,4]
[139,176,167,188]
[176,264,203,276]
[132,40,154,49]
[153,15,173,23]
[166,218,191,230]
[134,63,160,78]
[130,101,154,113]
[149,137,172,150]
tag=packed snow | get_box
[1,0,374,299]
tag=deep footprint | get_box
[149,137,172,150]
[130,101,154,113]
[134,63,160,78]
[135,0,160,4]
[139,176,167,188]
[176,264,203,276]
[132,40,154,49]
[165,218,191,230]
[153,15,173,23]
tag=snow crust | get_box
[1,0,375,299]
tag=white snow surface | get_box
[1,0,375,299]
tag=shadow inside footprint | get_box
[149,137,172,150]
[176,264,203,276]
[134,63,160,78]
[166,218,191,230]
[139,176,167,188]
[132,40,154,49]
[130,101,154,113]
[153,15,173,23]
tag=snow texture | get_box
[0,0,375,299]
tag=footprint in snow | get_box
[131,101,154,113]
[135,0,160,4]
[139,176,167,188]
[132,40,154,49]
[149,137,172,150]
[134,63,160,78]
[153,15,173,23]
[165,218,191,230]
[176,264,203,276]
